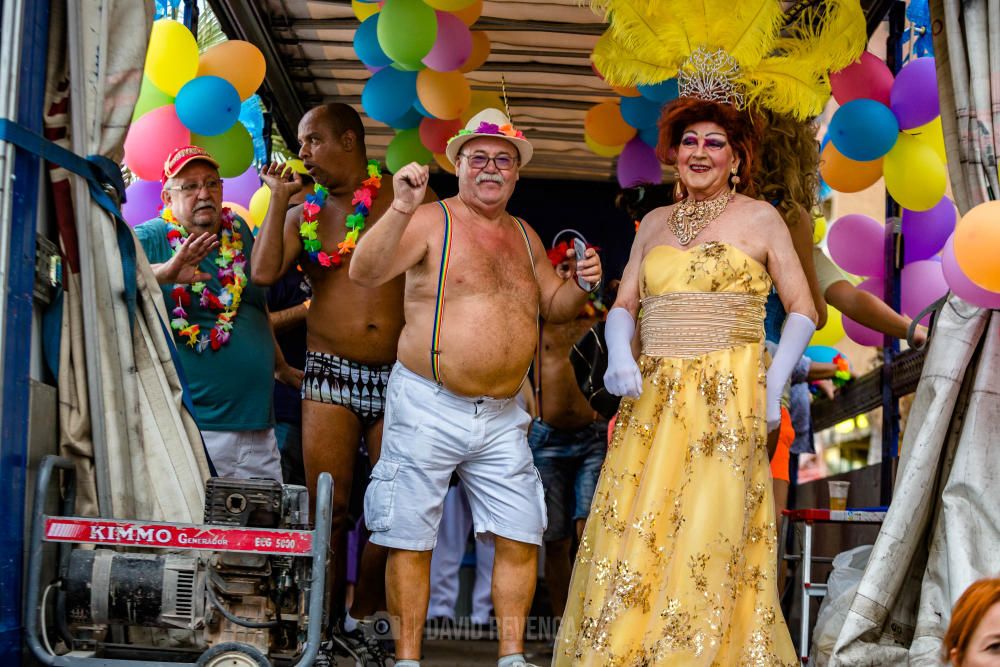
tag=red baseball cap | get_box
[161,145,220,183]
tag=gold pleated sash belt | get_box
[640,291,766,358]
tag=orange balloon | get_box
[584,101,636,147]
[433,152,456,174]
[224,201,256,231]
[197,41,266,101]
[450,0,482,26]
[953,200,1000,291]
[612,85,641,97]
[417,69,472,120]
[460,32,490,73]
[819,141,883,193]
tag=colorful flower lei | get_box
[447,121,526,145]
[163,207,247,353]
[299,160,382,268]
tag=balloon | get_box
[175,76,241,136]
[283,159,309,175]
[386,128,433,172]
[223,167,261,208]
[843,315,883,346]
[637,79,679,104]
[901,259,948,325]
[354,15,392,69]
[585,101,636,147]
[191,123,253,177]
[423,11,472,72]
[419,117,463,153]
[616,137,661,188]
[942,235,1000,308]
[377,0,437,70]
[460,31,490,73]
[901,196,956,263]
[416,69,471,120]
[953,200,1000,291]
[425,0,476,8]
[883,132,946,211]
[805,345,841,364]
[224,202,256,232]
[828,99,899,162]
[197,41,265,101]
[829,51,893,106]
[362,68,418,125]
[249,185,271,227]
[461,90,503,123]
[890,57,939,130]
[389,106,424,130]
[451,0,482,26]
[638,125,659,148]
[433,152,456,174]
[827,214,885,277]
[818,142,883,193]
[352,0,380,21]
[122,179,164,227]
[123,105,191,181]
[810,304,846,346]
[145,20,198,96]
[620,95,662,130]
[612,85,642,97]
[585,133,625,158]
[813,215,827,244]
[903,116,946,163]
[132,76,174,122]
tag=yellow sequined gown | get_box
[554,242,797,666]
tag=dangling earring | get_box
[673,180,687,202]
[730,166,740,195]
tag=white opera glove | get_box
[766,312,817,431]
[603,307,643,398]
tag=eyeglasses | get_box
[167,178,224,195]
[459,153,517,171]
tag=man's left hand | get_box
[275,362,304,389]
[570,246,603,289]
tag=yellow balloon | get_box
[813,214,827,244]
[249,185,271,228]
[433,152,456,175]
[810,305,846,347]
[585,132,624,158]
[145,20,199,96]
[461,90,503,123]
[883,132,946,211]
[283,159,309,175]
[424,0,476,9]
[903,116,946,163]
[224,202,256,232]
[352,0,380,21]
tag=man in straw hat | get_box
[351,108,603,667]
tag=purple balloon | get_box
[901,258,948,325]
[858,276,886,299]
[827,214,885,277]
[902,196,956,263]
[890,57,939,130]
[223,167,261,208]
[941,235,1000,308]
[616,137,662,188]
[843,315,883,346]
[123,179,164,227]
[422,12,472,72]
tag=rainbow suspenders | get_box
[432,200,533,386]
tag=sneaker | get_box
[329,624,393,666]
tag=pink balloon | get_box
[122,179,164,227]
[827,214,885,277]
[616,137,662,188]
[858,276,886,299]
[830,51,894,106]
[123,105,191,181]
[843,315,884,346]
[901,259,948,325]
[422,12,472,72]
[941,235,1000,308]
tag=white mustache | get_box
[476,173,504,185]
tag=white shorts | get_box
[202,428,283,482]
[365,362,546,551]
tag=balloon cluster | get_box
[584,63,675,188]
[123,20,266,182]
[821,55,945,211]
[353,0,492,172]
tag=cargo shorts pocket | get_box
[364,459,400,532]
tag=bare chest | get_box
[444,224,537,299]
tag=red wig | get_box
[943,578,1000,664]
[656,98,761,197]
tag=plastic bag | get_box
[811,544,873,666]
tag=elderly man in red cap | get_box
[350,109,603,667]
[134,145,300,481]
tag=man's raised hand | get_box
[157,232,219,285]
[392,162,429,215]
[261,161,304,201]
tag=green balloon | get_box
[132,75,174,121]
[191,123,253,177]
[386,128,432,173]
[377,0,437,71]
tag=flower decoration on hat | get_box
[445,108,533,166]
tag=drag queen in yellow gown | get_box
[554,97,818,666]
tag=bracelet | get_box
[574,277,600,293]
[391,202,416,216]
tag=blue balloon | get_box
[828,99,899,162]
[361,68,418,125]
[388,106,423,130]
[175,76,241,136]
[820,131,831,153]
[414,97,434,118]
[354,15,392,68]
[638,78,678,103]
[638,124,659,148]
[805,345,840,364]
[620,95,662,130]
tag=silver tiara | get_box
[677,47,745,108]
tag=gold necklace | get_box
[667,192,733,245]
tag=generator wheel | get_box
[196,642,270,667]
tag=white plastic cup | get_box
[828,481,850,511]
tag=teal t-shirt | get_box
[135,216,274,431]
